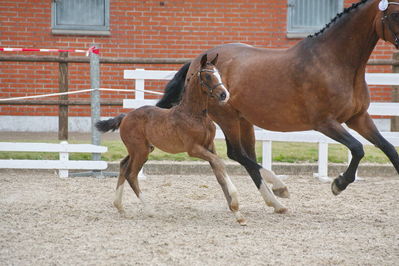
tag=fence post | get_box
[59,141,69,178]
[262,140,272,170]
[58,52,68,140]
[90,46,101,162]
[391,52,399,131]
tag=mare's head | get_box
[377,0,399,48]
[197,54,230,104]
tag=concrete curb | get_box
[106,161,398,177]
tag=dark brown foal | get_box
[96,54,248,225]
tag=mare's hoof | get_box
[331,177,345,196]
[274,207,288,214]
[273,187,290,198]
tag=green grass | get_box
[0,139,393,164]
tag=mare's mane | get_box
[308,0,370,38]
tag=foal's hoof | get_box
[274,207,288,214]
[233,211,247,226]
[237,218,247,226]
[273,187,290,198]
[114,202,126,216]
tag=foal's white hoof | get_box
[114,202,126,216]
[237,218,247,226]
[144,207,156,217]
[274,207,288,214]
[234,211,247,226]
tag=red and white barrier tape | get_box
[0,46,99,56]
[0,88,163,102]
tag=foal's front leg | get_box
[188,144,247,226]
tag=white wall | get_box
[0,116,92,132]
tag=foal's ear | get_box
[210,54,218,65]
[200,54,208,68]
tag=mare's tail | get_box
[156,62,191,108]
[95,113,126,133]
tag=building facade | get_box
[0,0,397,131]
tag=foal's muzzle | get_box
[220,92,227,101]
[216,87,230,104]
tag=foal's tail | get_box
[156,62,190,108]
[95,113,126,133]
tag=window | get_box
[51,0,110,36]
[287,0,343,38]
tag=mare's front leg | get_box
[316,120,364,195]
[212,112,288,212]
[346,112,399,173]
[188,144,247,226]
[238,117,289,198]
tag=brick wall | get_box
[0,0,397,118]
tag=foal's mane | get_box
[308,0,370,38]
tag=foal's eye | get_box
[205,73,212,82]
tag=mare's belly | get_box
[230,94,314,132]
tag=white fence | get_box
[0,141,108,178]
[123,69,399,179]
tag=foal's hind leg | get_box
[238,118,289,198]
[124,146,153,216]
[114,156,130,215]
[188,144,246,225]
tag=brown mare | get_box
[96,54,250,225]
[157,0,399,212]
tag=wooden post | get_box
[391,52,399,131]
[58,52,68,140]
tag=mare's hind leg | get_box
[114,155,130,215]
[211,111,287,213]
[347,112,399,173]
[238,118,289,198]
[316,120,364,195]
[188,144,246,225]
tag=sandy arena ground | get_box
[0,170,398,265]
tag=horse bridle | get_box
[198,68,224,95]
[380,1,399,48]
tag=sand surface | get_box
[1,170,398,265]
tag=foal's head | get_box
[197,54,230,104]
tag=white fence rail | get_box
[0,141,108,178]
[123,69,399,179]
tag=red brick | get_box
[0,0,397,118]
